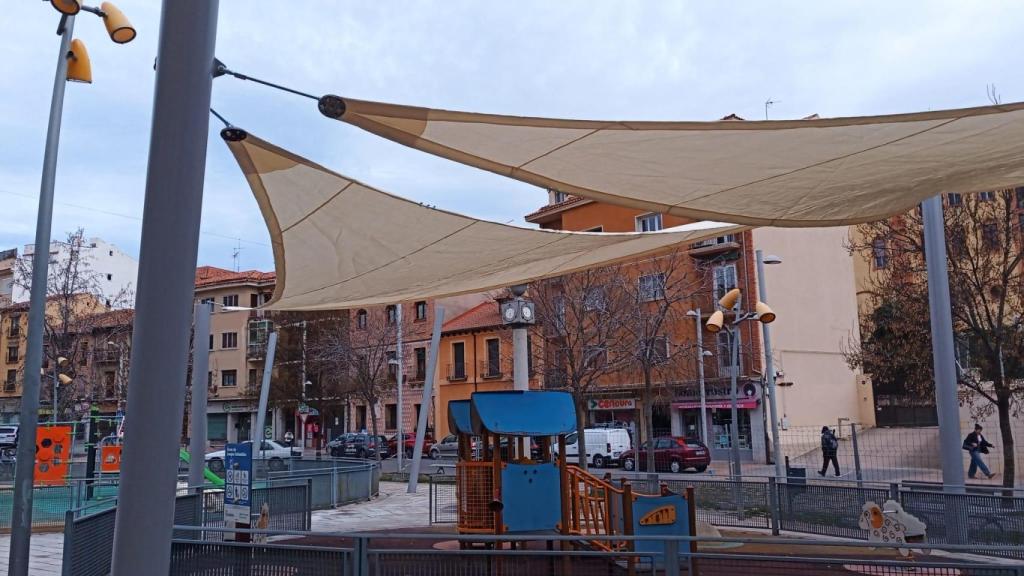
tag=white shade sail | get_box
[319,96,1024,227]
[223,129,745,310]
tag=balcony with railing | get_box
[246,341,268,360]
[688,234,740,256]
[478,360,503,380]
[447,362,468,382]
[91,349,121,364]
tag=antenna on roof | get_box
[232,239,243,272]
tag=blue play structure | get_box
[450,390,695,563]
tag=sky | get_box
[1,1,1022,274]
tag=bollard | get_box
[768,476,780,535]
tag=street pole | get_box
[756,250,785,480]
[110,2,219,574]
[52,365,59,423]
[188,302,211,488]
[694,308,709,444]
[921,195,967,543]
[408,307,445,493]
[253,332,278,464]
[396,304,404,470]
[9,15,76,575]
[513,327,529,391]
[728,326,742,480]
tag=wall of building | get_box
[751,227,873,429]
[15,238,138,307]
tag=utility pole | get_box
[396,304,404,470]
[756,250,785,480]
[188,301,211,488]
[110,2,220,573]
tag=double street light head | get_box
[51,0,81,15]
[100,2,136,43]
[705,288,777,332]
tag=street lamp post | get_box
[685,309,713,444]
[11,4,135,574]
[706,288,776,482]
[395,304,404,470]
[755,250,786,480]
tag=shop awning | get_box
[324,96,1024,227]
[223,129,745,310]
[672,399,759,410]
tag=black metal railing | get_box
[478,360,503,379]
[446,363,467,381]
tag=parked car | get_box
[553,428,633,468]
[430,434,477,459]
[620,437,710,474]
[0,425,18,447]
[387,432,435,459]
[205,440,299,473]
[327,432,358,457]
[344,434,390,459]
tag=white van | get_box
[555,428,632,468]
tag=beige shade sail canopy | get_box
[222,128,745,310]
[318,96,1024,227]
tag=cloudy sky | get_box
[1,1,1021,273]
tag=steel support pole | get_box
[729,327,742,480]
[396,305,404,470]
[695,309,708,444]
[187,302,211,488]
[253,332,278,464]
[110,3,219,574]
[921,195,967,544]
[756,250,785,479]
[8,16,75,576]
[408,307,445,493]
[513,328,529,391]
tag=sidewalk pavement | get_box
[0,481,429,574]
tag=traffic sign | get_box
[224,442,253,541]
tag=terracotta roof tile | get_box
[195,265,276,288]
[442,301,502,333]
[524,195,589,222]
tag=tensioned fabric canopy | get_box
[222,129,744,310]
[319,96,1024,227]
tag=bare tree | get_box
[14,229,132,420]
[847,189,1024,487]
[620,249,703,472]
[306,308,395,460]
[531,266,634,470]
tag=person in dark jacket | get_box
[818,426,840,477]
[963,424,996,479]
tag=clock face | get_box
[504,306,516,321]
[521,306,533,320]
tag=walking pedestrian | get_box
[962,424,996,479]
[818,426,840,477]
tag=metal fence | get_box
[268,459,379,510]
[0,476,120,532]
[166,529,1024,576]
[428,474,1024,558]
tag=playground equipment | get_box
[178,448,225,487]
[449,390,696,566]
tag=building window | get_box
[4,370,16,393]
[387,350,398,380]
[872,237,889,269]
[222,294,239,308]
[103,372,116,398]
[947,193,962,207]
[356,309,367,329]
[208,414,228,441]
[415,301,427,321]
[643,335,669,364]
[385,403,397,430]
[207,371,213,388]
[553,191,568,203]
[414,347,426,381]
[982,221,1000,249]
[713,264,738,303]
[716,332,741,376]
[583,346,607,369]
[635,213,663,232]
[6,346,18,363]
[585,226,604,232]
[79,341,89,366]
[106,273,112,281]
[485,338,501,378]
[1017,187,1024,209]
[356,405,367,431]
[221,369,238,387]
[386,305,397,325]
[1019,213,1024,236]
[583,287,606,311]
[248,369,258,388]
[250,293,259,308]
[222,332,238,349]
[638,273,666,301]
[450,342,466,380]
[8,315,20,338]
[208,334,214,351]
[978,191,995,202]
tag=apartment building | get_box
[526,192,869,463]
[0,248,16,306]
[13,237,138,308]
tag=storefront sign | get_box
[674,382,760,403]
[588,398,636,411]
[672,398,758,410]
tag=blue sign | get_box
[224,442,252,532]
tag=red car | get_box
[388,432,435,459]
[621,437,710,474]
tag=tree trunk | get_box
[996,392,1015,490]
[574,396,589,471]
[369,406,382,462]
[643,367,656,474]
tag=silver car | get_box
[429,434,479,459]
[0,426,18,447]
